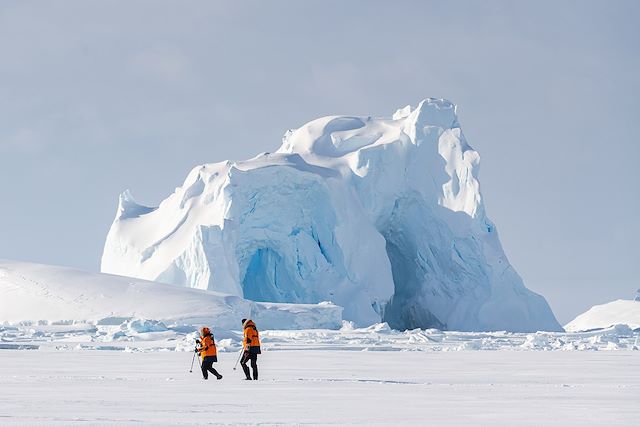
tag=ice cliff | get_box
[101,98,562,332]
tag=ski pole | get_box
[232,348,244,371]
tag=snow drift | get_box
[102,98,561,332]
[0,259,341,330]
[565,299,640,331]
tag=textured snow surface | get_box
[102,98,560,332]
[2,320,638,353]
[0,260,341,331]
[0,350,638,426]
[565,299,640,331]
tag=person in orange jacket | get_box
[240,319,261,380]
[196,326,222,380]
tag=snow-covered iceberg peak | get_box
[101,98,562,332]
[117,189,156,220]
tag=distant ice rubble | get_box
[2,320,638,353]
[102,98,562,332]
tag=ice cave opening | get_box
[241,247,300,303]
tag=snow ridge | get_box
[565,299,640,331]
[101,98,561,332]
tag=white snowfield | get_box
[102,98,561,332]
[565,299,640,331]
[0,259,341,331]
[1,320,639,426]
[1,350,638,426]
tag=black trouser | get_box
[201,356,221,379]
[240,352,258,380]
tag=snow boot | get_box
[242,365,251,380]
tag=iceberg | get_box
[101,98,561,332]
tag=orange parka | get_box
[199,332,217,359]
[243,319,261,353]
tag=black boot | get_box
[253,366,258,380]
[211,368,223,380]
[242,365,251,380]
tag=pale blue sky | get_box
[1,0,638,323]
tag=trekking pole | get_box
[190,339,202,373]
[189,349,197,373]
[232,348,244,371]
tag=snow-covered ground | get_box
[0,348,638,426]
[1,259,639,426]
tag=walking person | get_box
[197,326,222,380]
[240,319,261,380]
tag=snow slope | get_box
[565,299,640,331]
[102,98,561,332]
[0,260,341,330]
